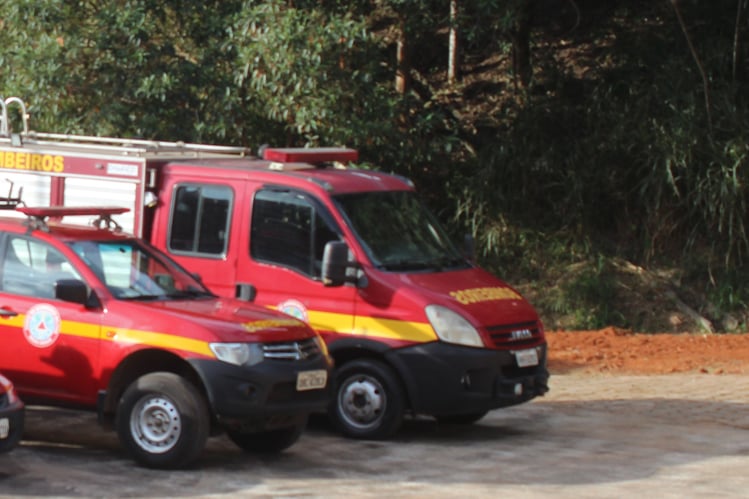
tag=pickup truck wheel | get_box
[330,359,404,440]
[436,411,489,425]
[116,372,209,469]
[226,419,306,454]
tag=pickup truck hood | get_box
[127,297,317,343]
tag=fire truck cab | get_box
[0,97,549,440]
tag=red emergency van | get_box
[0,201,332,468]
[0,97,549,440]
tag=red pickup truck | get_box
[0,205,332,468]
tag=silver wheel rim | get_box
[130,396,181,454]
[338,374,386,430]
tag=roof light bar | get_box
[262,147,359,164]
[17,206,130,232]
[17,206,130,218]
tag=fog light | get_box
[460,373,472,389]
[514,383,523,396]
[239,383,257,398]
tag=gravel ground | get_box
[2,373,749,498]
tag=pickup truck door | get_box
[0,234,101,405]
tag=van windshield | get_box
[67,239,214,300]
[334,191,468,272]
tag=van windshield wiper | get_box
[164,289,215,300]
[122,294,165,301]
[425,256,468,270]
[380,259,438,272]
[380,256,467,272]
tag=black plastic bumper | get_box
[189,355,333,432]
[0,402,24,453]
[385,342,549,417]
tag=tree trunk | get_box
[448,0,460,84]
[511,0,535,91]
[395,15,410,94]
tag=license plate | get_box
[296,369,327,391]
[0,418,8,439]
[514,348,539,367]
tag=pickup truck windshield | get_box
[335,191,468,272]
[67,239,213,300]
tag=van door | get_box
[239,188,356,338]
[0,234,101,404]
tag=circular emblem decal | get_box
[277,299,308,323]
[23,304,61,348]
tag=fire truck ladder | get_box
[0,97,252,159]
[0,97,30,138]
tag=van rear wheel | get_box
[330,359,404,440]
[116,372,209,469]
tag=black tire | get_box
[436,411,489,425]
[116,372,210,469]
[329,359,405,440]
[227,418,306,454]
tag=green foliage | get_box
[0,0,247,141]
[228,1,397,148]
[448,0,749,271]
[3,0,749,331]
[557,258,622,330]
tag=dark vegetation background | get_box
[2,0,748,333]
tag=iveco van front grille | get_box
[263,337,321,361]
[486,321,543,349]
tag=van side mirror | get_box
[55,279,90,305]
[321,241,349,287]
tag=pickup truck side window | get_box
[169,184,232,256]
[250,190,339,278]
[1,236,81,298]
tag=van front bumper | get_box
[386,342,549,417]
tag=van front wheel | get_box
[330,359,404,440]
[226,419,306,454]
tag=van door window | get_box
[169,184,232,256]
[250,190,340,278]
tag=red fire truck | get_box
[0,97,549,439]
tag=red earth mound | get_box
[547,327,749,375]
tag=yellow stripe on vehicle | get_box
[61,319,100,339]
[9,313,214,358]
[105,328,214,357]
[350,315,437,343]
[276,308,438,343]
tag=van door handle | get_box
[0,307,18,318]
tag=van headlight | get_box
[425,305,484,347]
[209,343,264,366]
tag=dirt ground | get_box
[547,327,749,375]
